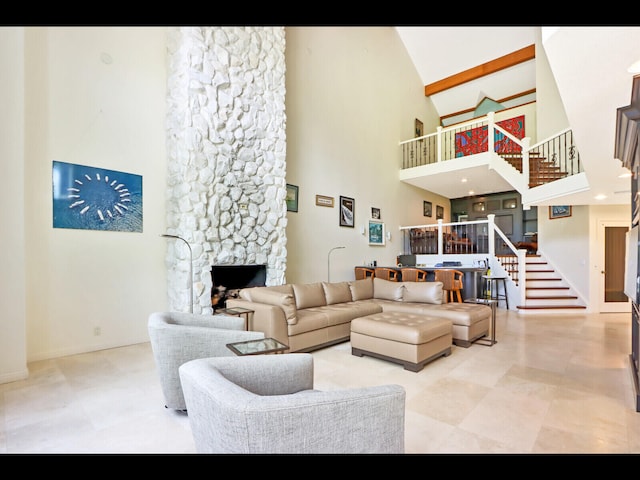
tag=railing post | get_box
[437,218,444,258]
[517,248,527,306]
[487,214,496,264]
[436,126,443,163]
[487,112,495,154]
[522,136,531,186]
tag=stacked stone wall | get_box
[165,26,287,313]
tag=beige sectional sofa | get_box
[226,276,491,352]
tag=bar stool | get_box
[354,267,375,280]
[400,267,427,282]
[481,275,509,309]
[374,267,399,282]
[434,269,464,302]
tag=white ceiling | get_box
[395,26,640,206]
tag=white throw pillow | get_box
[373,277,404,301]
[403,281,443,304]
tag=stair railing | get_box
[400,112,582,190]
[527,127,583,181]
[400,214,528,303]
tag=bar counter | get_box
[356,265,487,300]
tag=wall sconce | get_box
[360,225,366,235]
[386,231,392,241]
[161,233,193,313]
[327,246,345,282]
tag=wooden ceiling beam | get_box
[425,44,536,96]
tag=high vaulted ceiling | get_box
[395,26,640,206]
[396,26,537,118]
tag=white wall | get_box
[535,29,570,140]
[538,204,630,311]
[23,27,169,361]
[284,27,449,284]
[0,27,27,382]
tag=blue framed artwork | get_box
[368,220,385,246]
[52,161,143,232]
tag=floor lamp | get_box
[161,234,193,313]
[327,246,345,282]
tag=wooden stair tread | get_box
[517,305,586,310]
[526,286,570,290]
[525,295,578,299]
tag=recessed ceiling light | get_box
[468,190,474,195]
[594,194,607,200]
[461,178,467,183]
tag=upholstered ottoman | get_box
[350,312,452,372]
[426,303,492,347]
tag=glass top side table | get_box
[226,337,289,356]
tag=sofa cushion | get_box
[293,282,327,309]
[402,281,443,304]
[373,277,404,301]
[349,277,374,301]
[244,288,298,325]
[322,281,353,305]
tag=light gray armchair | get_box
[148,311,264,411]
[178,353,406,454]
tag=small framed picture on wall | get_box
[423,201,432,217]
[371,207,381,220]
[436,205,444,220]
[339,196,355,227]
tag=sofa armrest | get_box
[190,353,315,395]
[226,298,289,347]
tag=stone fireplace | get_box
[164,26,287,314]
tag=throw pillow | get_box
[292,282,327,309]
[322,281,353,305]
[403,281,443,304]
[373,277,404,301]
[349,277,374,300]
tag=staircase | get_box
[496,252,587,313]
[499,151,569,187]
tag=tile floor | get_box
[2,308,640,454]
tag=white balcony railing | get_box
[399,111,582,195]
[399,214,528,306]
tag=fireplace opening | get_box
[211,264,267,310]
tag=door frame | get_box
[598,220,631,313]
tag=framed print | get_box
[371,207,381,220]
[503,198,517,209]
[487,200,500,211]
[286,184,299,212]
[52,161,143,232]
[423,201,432,217]
[368,220,385,246]
[339,196,355,227]
[549,205,572,219]
[415,118,424,138]
[436,205,444,220]
[458,214,468,222]
[315,195,334,207]
[472,202,485,213]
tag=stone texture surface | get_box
[165,26,287,313]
